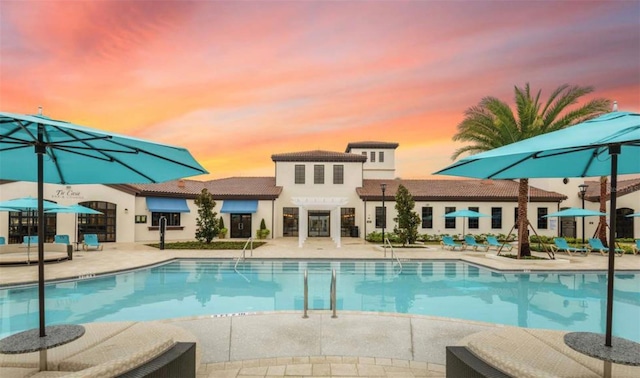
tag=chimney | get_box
[177,179,185,188]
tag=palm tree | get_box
[452,83,610,258]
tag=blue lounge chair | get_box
[587,238,624,257]
[0,236,5,245]
[464,235,488,251]
[485,236,513,251]
[83,234,103,251]
[54,234,70,245]
[633,240,639,255]
[552,237,588,256]
[441,236,464,250]
[23,235,38,245]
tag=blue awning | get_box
[220,200,258,213]
[146,197,190,213]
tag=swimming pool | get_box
[1,259,639,342]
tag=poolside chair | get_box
[23,235,38,245]
[54,234,70,245]
[0,236,5,245]
[464,235,488,251]
[485,236,513,251]
[441,236,465,251]
[587,238,624,257]
[633,240,639,255]
[551,237,588,256]
[83,234,103,251]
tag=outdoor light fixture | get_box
[578,184,589,244]
[380,183,387,256]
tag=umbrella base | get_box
[0,324,85,354]
[564,332,640,366]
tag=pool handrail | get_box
[385,237,402,275]
[233,237,254,283]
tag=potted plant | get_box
[256,218,270,239]
[217,217,227,239]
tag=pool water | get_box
[1,259,639,341]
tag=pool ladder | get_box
[233,237,254,282]
[302,269,337,319]
[384,237,403,276]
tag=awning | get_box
[220,200,258,213]
[146,197,190,213]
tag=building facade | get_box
[1,141,637,246]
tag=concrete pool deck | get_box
[1,238,639,377]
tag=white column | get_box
[298,207,307,248]
[333,207,341,248]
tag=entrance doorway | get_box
[308,211,330,237]
[231,214,252,238]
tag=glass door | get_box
[308,211,330,237]
[231,214,252,238]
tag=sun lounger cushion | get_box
[460,328,640,378]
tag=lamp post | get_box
[578,184,588,245]
[381,183,386,256]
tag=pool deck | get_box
[1,238,639,377]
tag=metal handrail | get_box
[330,269,337,318]
[303,270,309,318]
[385,237,402,275]
[233,237,254,282]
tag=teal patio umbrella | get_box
[443,209,491,236]
[543,208,607,218]
[435,111,640,360]
[0,110,207,348]
[626,213,640,217]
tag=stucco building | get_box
[1,141,637,246]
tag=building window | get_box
[468,207,479,229]
[333,165,344,184]
[151,212,181,227]
[375,206,386,228]
[491,207,502,229]
[370,151,376,162]
[537,207,548,229]
[445,207,456,229]
[8,211,57,244]
[341,208,355,236]
[79,201,117,242]
[379,151,384,163]
[295,165,305,184]
[283,207,299,237]
[421,207,433,228]
[314,165,324,184]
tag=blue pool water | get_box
[1,259,639,342]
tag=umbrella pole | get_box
[37,126,46,339]
[605,145,620,347]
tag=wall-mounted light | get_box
[124,208,129,214]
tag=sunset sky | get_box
[1,1,638,181]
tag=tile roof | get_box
[271,150,367,162]
[356,179,567,202]
[120,180,206,198]
[583,177,640,202]
[345,141,399,152]
[204,177,282,199]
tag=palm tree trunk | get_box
[517,178,531,257]
[598,176,608,246]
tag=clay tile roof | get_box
[271,150,367,162]
[345,141,399,152]
[121,179,206,198]
[204,177,282,199]
[356,179,567,202]
[583,177,640,202]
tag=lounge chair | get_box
[485,236,513,251]
[587,238,624,257]
[551,237,588,256]
[0,236,5,245]
[83,234,103,251]
[54,234,70,245]
[441,236,465,250]
[633,240,639,255]
[23,235,38,245]
[464,235,488,251]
